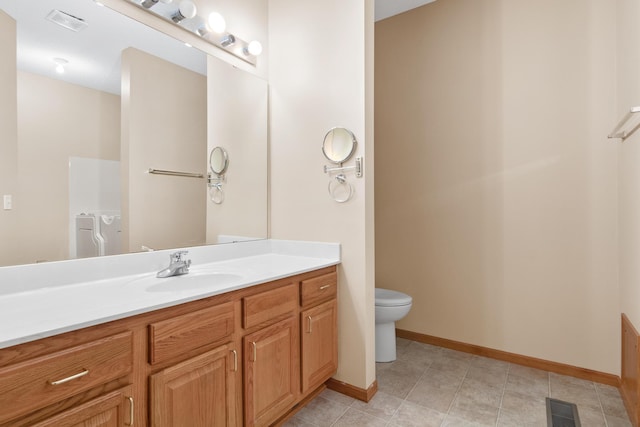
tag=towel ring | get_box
[209,184,224,204]
[328,174,353,203]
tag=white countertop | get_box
[0,240,340,349]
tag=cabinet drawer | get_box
[31,386,133,427]
[0,332,133,424]
[149,302,235,365]
[243,283,297,329]
[300,272,337,307]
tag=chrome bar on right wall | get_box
[608,107,640,141]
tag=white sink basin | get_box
[131,271,244,292]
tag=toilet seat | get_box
[375,288,412,307]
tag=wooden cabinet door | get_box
[150,343,238,427]
[301,299,338,393]
[244,317,299,427]
[31,386,134,427]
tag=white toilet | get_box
[375,288,413,362]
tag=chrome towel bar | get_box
[147,168,204,179]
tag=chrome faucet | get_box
[156,251,191,278]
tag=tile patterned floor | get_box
[284,338,632,427]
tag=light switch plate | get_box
[3,195,12,210]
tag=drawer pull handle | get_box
[307,316,313,333]
[127,396,134,426]
[320,284,331,290]
[49,369,89,385]
[231,349,238,372]
[251,342,257,362]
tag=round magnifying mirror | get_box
[209,146,229,175]
[322,127,357,164]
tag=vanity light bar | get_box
[127,0,261,66]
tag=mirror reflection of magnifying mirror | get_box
[210,146,229,175]
[322,127,357,164]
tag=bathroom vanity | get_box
[0,240,339,426]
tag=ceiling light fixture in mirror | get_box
[127,0,262,65]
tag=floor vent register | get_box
[546,397,581,427]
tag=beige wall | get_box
[376,0,619,374]
[11,72,120,266]
[269,0,376,389]
[0,11,18,266]
[121,48,207,253]
[618,0,640,331]
[206,58,268,243]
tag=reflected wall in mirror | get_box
[206,58,267,243]
[122,46,208,254]
[0,0,268,267]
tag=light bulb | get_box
[56,64,65,74]
[207,12,225,33]
[178,0,197,19]
[172,0,196,22]
[246,40,263,56]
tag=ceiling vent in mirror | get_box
[45,10,89,32]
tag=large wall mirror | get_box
[0,0,268,267]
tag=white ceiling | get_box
[0,0,205,95]
[375,0,437,21]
